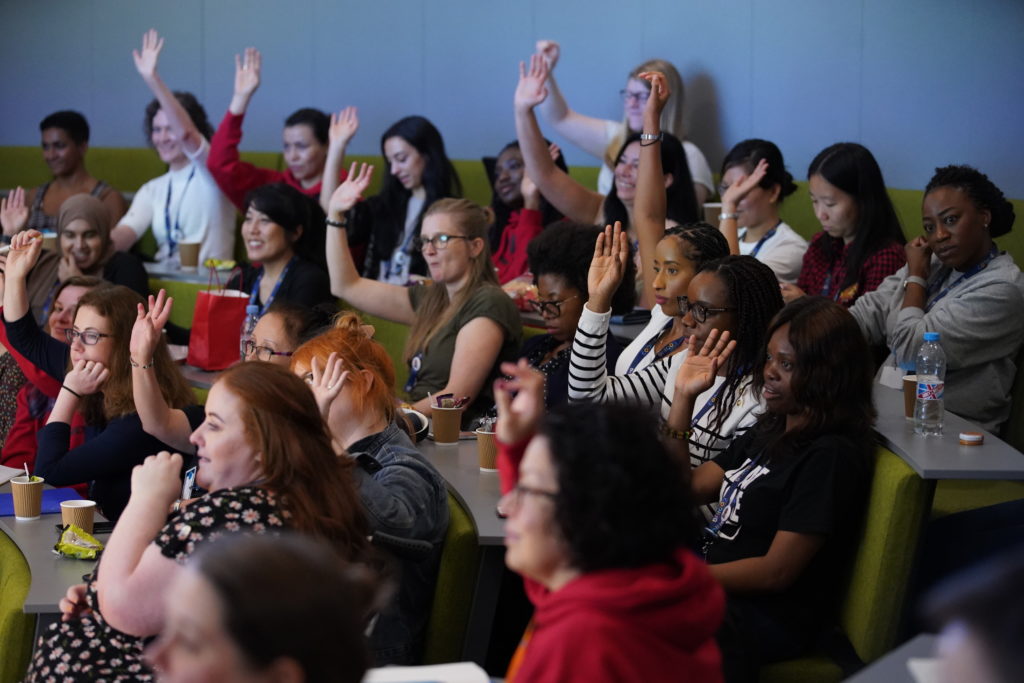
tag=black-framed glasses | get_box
[497,483,558,518]
[413,234,469,252]
[65,328,113,346]
[527,294,579,318]
[619,89,650,104]
[243,340,294,362]
[676,296,737,324]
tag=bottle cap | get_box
[958,431,984,446]
[246,305,260,315]
[923,332,940,342]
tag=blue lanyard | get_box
[925,247,998,312]
[690,381,727,428]
[747,222,780,258]
[703,451,765,555]
[626,320,685,374]
[249,256,296,315]
[164,166,196,255]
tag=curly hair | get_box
[527,223,636,316]
[664,221,730,267]
[604,132,699,230]
[721,139,797,201]
[144,91,214,142]
[924,165,1016,238]
[696,256,784,435]
[40,110,89,144]
[538,402,701,571]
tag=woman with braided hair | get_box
[570,224,783,469]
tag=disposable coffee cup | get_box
[703,202,722,225]
[60,499,97,534]
[11,475,44,520]
[902,375,917,420]
[475,429,498,471]
[41,232,59,251]
[178,242,201,270]
[431,407,463,445]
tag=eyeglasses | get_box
[65,328,113,346]
[413,234,469,252]
[497,483,558,518]
[619,89,650,104]
[527,294,579,318]
[243,340,294,362]
[676,296,737,324]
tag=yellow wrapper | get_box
[53,525,105,560]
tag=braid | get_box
[696,256,784,435]
[925,165,1016,238]
[665,222,729,267]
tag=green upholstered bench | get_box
[0,532,35,683]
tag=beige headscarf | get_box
[57,194,114,273]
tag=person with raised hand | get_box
[534,39,714,203]
[109,29,235,266]
[207,46,346,210]
[0,187,62,322]
[514,55,699,268]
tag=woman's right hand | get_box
[494,359,546,445]
[130,290,173,367]
[586,222,629,313]
[721,158,769,213]
[5,229,43,282]
[233,47,261,100]
[132,28,164,82]
[328,162,374,218]
[64,359,110,397]
[534,39,560,71]
[328,106,360,149]
[674,329,736,399]
[307,352,350,420]
[514,54,550,114]
[0,187,29,236]
[59,583,92,622]
[130,451,184,510]
[638,71,670,128]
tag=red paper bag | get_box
[187,288,249,370]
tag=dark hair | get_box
[808,143,906,291]
[193,533,373,683]
[539,402,701,571]
[487,140,568,250]
[924,165,1016,238]
[696,256,784,435]
[144,91,214,142]
[663,222,730,267]
[284,108,330,146]
[39,110,89,144]
[925,548,1024,683]
[527,223,636,316]
[605,132,699,230]
[243,183,327,271]
[262,301,334,349]
[721,139,797,201]
[751,297,876,456]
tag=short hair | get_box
[925,548,1024,683]
[925,165,1016,238]
[40,110,89,145]
[604,131,699,229]
[721,139,797,201]
[243,183,327,270]
[538,402,701,571]
[808,142,907,291]
[191,533,373,683]
[284,108,329,145]
[663,222,730,268]
[527,222,636,316]
[144,91,214,142]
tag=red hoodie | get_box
[499,439,725,683]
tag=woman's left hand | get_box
[674,329,736,399]
[59,253,82,282]
[130,290,173,366]
[721,158,769,213]
[905,236,932,279]
[307,352,349,420]
[638,71,670,128]
[63,359,110,397]
[130,451,184,508]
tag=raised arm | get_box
[325,163,415,323]
[229,47,261,116]
[719,159,770,255]
[664,331,736,463]
[319,107,359,214]
[514,54,603,224]
[131,291,194,452]
[634,71,669,308]
[133,30,203,155]
[3,229,42,322]
[534,40,613,159]
[0,186,29,237]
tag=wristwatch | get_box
[902,276,928,290]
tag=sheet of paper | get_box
[907,657,943,683]
[0,464,25,485]
[363,662,489,683]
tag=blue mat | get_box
[0,488,83,516]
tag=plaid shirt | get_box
[797,232,906,307]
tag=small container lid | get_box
[958,431,984,445]
[923,332,940,342]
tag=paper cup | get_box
[178,242,201,269]
[476,430,498,471]
[11,475,44,520]
[902,375,917,420]
[703,202,722,224]
[60,499,96,534]
[431,407,463,445]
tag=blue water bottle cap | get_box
[245,305,260,316]
[923,332,940,342]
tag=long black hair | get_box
[604,132,699,230]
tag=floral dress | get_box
[26,487,289,682]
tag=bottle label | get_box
[917,381,944,401]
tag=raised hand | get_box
[494,359,546,445]
[307,352,350,420]
[5,229,43,282]
[132,28,164,82]
[233,47,262,100]
[514,54,550,113]
[674,329,737,399]
[534,39,560,71]
[129,451,184,510]
[64,359,110,397]
[0,186,29,236]
[130,290,173,367]
[721,158,769,213]
[586,222,630,313]
[328,162,374,217]
[328,106,359,147]
[638,71,671,127]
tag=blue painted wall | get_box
[1,0,1021,195]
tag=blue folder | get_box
[0,488,83,516]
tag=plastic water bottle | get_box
[914,332,946,436]
[239,305,260,361]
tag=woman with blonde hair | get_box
[326,164,522,425]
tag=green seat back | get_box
[421,493,480,664]
[0,532,36,683]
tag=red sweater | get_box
[207,111,344,210]
[492,208,544,284]
[498,439,725,683]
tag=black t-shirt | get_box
[707,428,871,631]
[227,258,334,311]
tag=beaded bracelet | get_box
[659,423,692,441]
[325,217,348,229]
[130,357,155,369]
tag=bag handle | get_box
[205,264,245,292]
